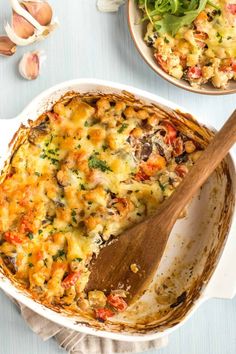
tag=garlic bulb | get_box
[5,0,58,46]
[19,50,46,80]
[0,36,17,56]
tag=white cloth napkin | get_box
[7,297,168,354]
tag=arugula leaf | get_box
[139,0,208,35]
[155,0,207,35]
[88,155,112,173]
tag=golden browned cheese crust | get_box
[0,94,202,321]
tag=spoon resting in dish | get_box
[86,110,236,304]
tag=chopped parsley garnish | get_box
[84,121,89,127]
[29,263,33,268]
[164,37,169,43]
[27,232,34,240]
[102,144,108,151]
[34,172,41,177]
[38,229,43,234]
[71,209,77,223]
[40,144,59,165]
[118,123,128,133]
[48,149,57,155]
[88,155,112,173]
[53,250,66,261]
[158,181,165,191]
[80,184,86,190]
[77,144,81,149]
[216,32,223,43]
[73,257,83,262]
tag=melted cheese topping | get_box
[0,95,201,319]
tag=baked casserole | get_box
[0,93,203,322]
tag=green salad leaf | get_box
[139,0,208,35]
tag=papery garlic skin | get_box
[0,36,17,56]
[19,50,46,80]
[5,0,58,46]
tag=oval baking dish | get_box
[0,79,235,342]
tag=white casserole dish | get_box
[0,79,235,342]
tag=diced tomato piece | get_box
[220,58,233,72]
[62,271,81,289]
[19,216,33,234]
[187,66,202,80]
[107,294,128,312]
[220,59,236,73]
[162,122,177,144]
[4,231,23,245]
[36,251,43,261]
[154,53,169,73]
[175,164,188,178]
[134,169,150,181]
[194,32,208,48]
[227,4,236,15]
[47,112,61,123]
[232,60,236,72]
[95,308,115,321]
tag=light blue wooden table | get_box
[0,1,236,353]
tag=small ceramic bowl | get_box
[127,0,236,95]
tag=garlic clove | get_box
[19,50,46,80]
[22,1,53,26]
[12,11,35,39]
[0,36,17,56]
[9,0,44,31]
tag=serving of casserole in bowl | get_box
[0,79,235,341]
[128,0,236,94]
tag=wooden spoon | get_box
[86,111,236,304]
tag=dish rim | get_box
[127,0,236,96]
[0,78,235,342]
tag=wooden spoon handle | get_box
[156,110,236,227]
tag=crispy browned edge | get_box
[0,90,234,334]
